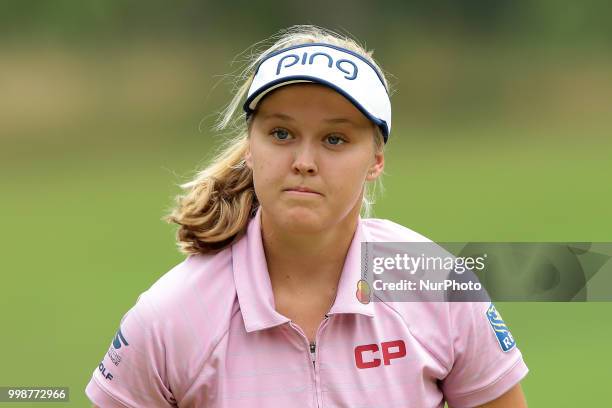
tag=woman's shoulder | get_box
[145,249,236,309]
[361,217,433,243]
[87,249,240,405]
[127,248,239,351]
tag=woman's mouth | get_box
[283,186,322,196]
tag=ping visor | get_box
[243,43,392,143]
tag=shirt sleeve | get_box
[85,291,177,407]
[441,301,529,408]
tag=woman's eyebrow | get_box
[261,112,357,126]
[323,117,357,126]
[260,112,295,121]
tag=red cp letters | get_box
[354,340,407,369]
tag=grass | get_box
[1,43,611,406]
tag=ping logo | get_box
[112,327,129,350]
[276,51,358,80]
[486,303,516,352]
[355,339,406,369]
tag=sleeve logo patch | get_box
[112,327,129,350]
[486,304,516,352]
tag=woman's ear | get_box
[366,151,384,181]
[244,147,253,170]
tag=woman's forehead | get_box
[256,83,373,127]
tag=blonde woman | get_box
[86,25,528,408]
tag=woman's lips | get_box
[283,187,322,196]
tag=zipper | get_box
[310,342,316,367]
[310,313,330,368]
[288,314,331,408]
[312,315,330,408]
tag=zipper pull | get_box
[310,342,316,365]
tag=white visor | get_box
[243,43,392,143]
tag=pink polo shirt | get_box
[86,207,528,407]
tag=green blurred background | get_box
[1,1,611,406]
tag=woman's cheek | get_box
[255,171,280,200]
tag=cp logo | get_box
[354,340,406,369]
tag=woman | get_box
[86,25,528,407]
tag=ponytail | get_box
[163,134,258,254]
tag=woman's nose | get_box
[291,144,318,175]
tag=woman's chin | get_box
[275,206,328,233]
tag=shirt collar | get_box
[232,206,375,333]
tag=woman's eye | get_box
[326,135,346,145]
[271,128,291,140]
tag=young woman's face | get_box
[246,83,384,233]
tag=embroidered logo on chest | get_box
[354,340,407,369]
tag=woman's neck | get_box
[261,206,360,293]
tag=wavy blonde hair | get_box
[164,25,392,255]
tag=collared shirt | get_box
[86,207,528,407]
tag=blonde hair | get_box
[164,25,391,255]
